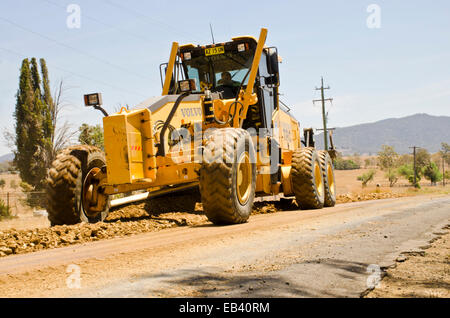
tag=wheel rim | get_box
[82,167,105,218]
[314,161,324,197]
[327,164,336,196]
[236,152,252,205]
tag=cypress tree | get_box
[14,58,52,190]
[30,94,46,188]
[30,58,41,96]
[40,58,55,166]
[29,57,47,188]
[13,59,35,186]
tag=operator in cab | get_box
[216,71,240,98]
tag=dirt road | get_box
[0,195,448,297]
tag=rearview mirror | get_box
[266,47,279,76]
[264,75,278,86]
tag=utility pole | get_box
[409,146,421,188]
[313,77,333,151]
[443,156,446,187]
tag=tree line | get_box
[377,143,449,187]
[339,143,449,188]
[5,58,105,193]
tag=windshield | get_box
[182,47,254,95]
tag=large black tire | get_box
[317,150,336,207]
[46,145,109,226]
[199,128,256,225]
[291,147,325,209]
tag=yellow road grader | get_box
[46,28,336,226]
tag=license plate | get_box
[205,46,225,56]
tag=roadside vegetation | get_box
[78,123,104,150]
[345,142,449,189]
[0,199,12,220]
[333,153,361,170]
[357,169,376,187]
[0,57,109,214]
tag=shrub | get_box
[20,181,33,192]
[0,199,12,220]
[357,169,376,187]
[398,164,421,187]
[377,145,398,171]
[334,158,360,170]
[385,169,398,187]
[444,170,450,181]
[422,162,442,185]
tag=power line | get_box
[0,16,152,81]
[0,47,147,98]
[40,0,156,43]
[103,0,206,44]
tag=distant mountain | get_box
[0,153,13,163]
[315,113,450,155]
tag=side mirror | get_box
[264,75,278,86]
[267,47,279,76]
[159,63,168,89]
[266,47,280,87]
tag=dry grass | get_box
[335,167,449,196]
[0,173,34,217]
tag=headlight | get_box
[237,43,246,52]
[178,79,197,92]
[84,93,102,106]
[183,52,191,60]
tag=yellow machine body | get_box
[101,28,302,198]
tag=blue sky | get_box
[1,0,449,156]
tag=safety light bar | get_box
[84,93,103,107]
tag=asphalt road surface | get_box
[0,195,449,297]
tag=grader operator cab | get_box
[46,28,336,226]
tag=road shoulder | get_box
[365,225,450,298]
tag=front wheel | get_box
[46,145,109,226]
[199,128,256,225]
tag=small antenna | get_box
[209,23,215,44]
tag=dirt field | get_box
[0,195,448,298]
[0,170,449,298]
[1,169,448,257]
[335,168,433,195]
